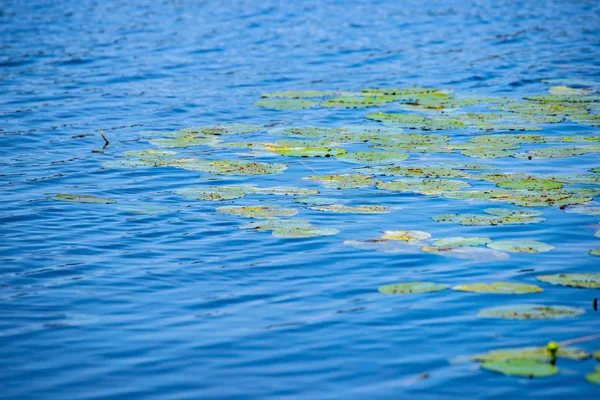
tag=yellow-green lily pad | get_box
[358,165,469,178]
[251,186,319,196]
[472,346,589,363]
[453,282,543,294]
[336,151,409,164]
[217,205,298,219]
[380,230,431,242]
[378,282,449,294]
[304,174,379,189]
[320,95,397,108]
[480,359,557,378]
[377,178,471,195]
[536,273,600,289]
[495,178,563,191]
[48,194,116,204]
[487,240,554,253]
[590,249,600,256]
[586,366,600,385]
[174,186,248,201]
[478,305,585,319]
[173,159,287,175]
[272,227,340,238]
[255,99,317,110]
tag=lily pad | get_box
[378,282,449,294]
[310,204,391,214]
[102,158,170,169]
[48,194,116,204]
[472,346,589,363]
[431,237,491,247]
[495,178,563,191]
[336,151,409,164]
[478,304,585,320]
[272,227,340,238]
[173,159,287,175]
[240,219,312,231]
[480,359,557,378]
[251,186,319,196]
[536,273,600,289]
[255,99,317,110]
[380,230,431,242]
[117,204,173,215]
[262,90,337,98]
[487,240,554,253]
[174,186,248,201]
[150,137,220,148]
[304,174,379,189]
[377,179,470,195]
[217,205,298,219]
[483,208,544,218]
[267,144,346,157]
[268,126,342,138]
[357,165,469,178]
[590,249,600,256]
[421,246,510,261]
[293,197,338,206]
[123,149,177,157]
[586,366,600,385]
[320,95,397,108]
[453,282,543,294]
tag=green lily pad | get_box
[172,159,287,175]
[437,162,498,171]
[178,123,261,136]
[478,305,585,320]
[591,168,600,173]
[272,227,340,238]
[590,249,600,256]
[586,366,600,385]
[320,95,397,108]
[357,165,469,178]
[536,273,600,289]
[268,126,342,138]
[149,137,220,148]
[377,179,470,195]
[255,99,317,110]
[461,148,517,159]
[48,194,116,204]
[266,143,346,157]
[421,246,510,261]
[483,208,544,218]
[366,112,467,130]
[174,186,248,201]
[102,158,170,169]
[310,204,391,214]
[217,205,298,219]
[336,151,409,164]
[380,230,431,242]
[524,94,600,103]
[432,213,545,226]
[433,236,491,247]
[514,145,600,159]
[495,178,563,191]
[293,197,338,206]
[262,90,337,98]
[123,149,177,157]
[472,346,589,363]
[487,240,554,253]
[453,282,543,294]
[594,350,600,361]
[304,174,379,189]
[378,282,449,294]
[480,359,557,378]
[251,187,319,196]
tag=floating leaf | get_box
[272,227,340,238]
[378,282,449,294]
[483,208,544,218]
[320,95,397,108]
[255,99,317,110]
[421,246,510,261]
[453,282,543,294]
[478,305,585,320]
[293,197,338,206]
[304,174,379,189]
[48,194,116,204]
[431,237,491,247]
[336,151,409,164]
[495,178,563,191]
[262,90,337,98]
[268,126,342,138]
[217,205,298,219]
[487,240,554,253]
[174,186,248,201]
[123,149,177,157]
[240,219,312,231]
[173,159,287,175]
[358,165,469,178]
[480,359,557,378]
[268,145,346,157]
[536,273,600,289]
[432,212,544,226]
[591,168,600,174]
[117,204,172,215]
[251,186,319,196]
[472,346,589,363]
[377,179,470,195]
[590,249,600,256]
[149,137,220,148]
[381,230,431,242]
[366,112,467,130]
[586,366,600,385]
[102,158,170,169]
[524,94,600,103]
[437,163,497,171]
[310,204,391,214]
[514,145,600,159]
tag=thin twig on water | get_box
[100,130,110,147]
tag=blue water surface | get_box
[1,0,600,399]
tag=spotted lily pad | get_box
[251,187,319,196]
[173,159,287,175]
[472,346,589,363]
[304,174,379,189]
[480,359,557,378]
[377,179,470,195]
[586,366,600,385]
[478,305,585,319]
[255,99,317,110]
[174,186,248,201]
[495,178,563,191]
[217,205,298,219]
[483,208,543,218]
[310,204,391,214]
[357,166,469,178]
[453,282,543,294]
[48,194,116,204]
[102,158,170,169]
[487,240,554,253]
[536,273,600,289]
[378,282,449,294]
[336,151,409,164]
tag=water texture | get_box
[1,1,600,399]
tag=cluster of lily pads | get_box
[48,82,600,381]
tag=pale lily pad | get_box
[487,240,554,253]
[240,219,312,231]
[378,282,449,294]
[381,230,431,242]
[217,205,298,219]
[173,159,287,175]
[272,227,340,238]
[590,249,600,256]
[536,273,600,289]
[336,151,409,164]
[495,178,563,191]
[481,359,557,378]
[514,145,600,159]
[304,174,379,189]
[483,208,544,218]
[150,137,220,148]
[255,99,317,110]
[478,305,585,319]
[421,246,510,261]
[174,186,248,201]
[320,95,397,108]
[251,187,319,196]
[431,237,491,247]
[377,179,470,195]
[117,204,172,215]
[262,90,337,98]
[472,346,589,363]
[102,158,170,169]
[293,197,338,206]
[357,165,469,178]
[586,366,600,385]
[310,204,391,214]
[563,205,600,216]
[123,149,177,157]
[453,282,543,294]
[48,194,116,204]
[437,163,497,171]
[268,126,342,138]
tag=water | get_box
[1,0,600,398]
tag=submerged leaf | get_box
[536,273,600,289]
[255,99,317,110]
[378,282,449,294]
[48,194,116,204]
[453,282,543,294]
[272,227,340,238]
[487,240,554,253]
[217,205,298,219]
[478,305,585,319]
[421,246,510,261]
[431,237,491,247]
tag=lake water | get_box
[1,0,600,399]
